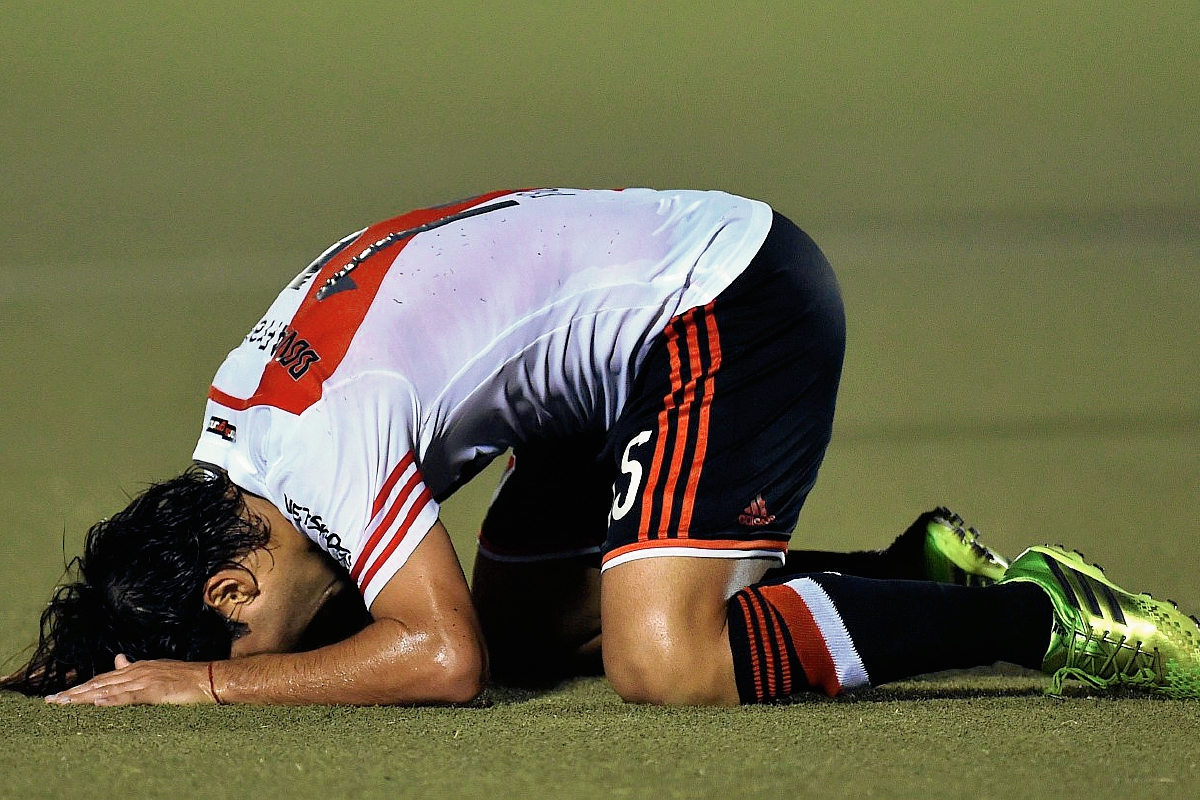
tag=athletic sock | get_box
[763,510,973,581]
[726,573,1052,702]
[764,549,910,581]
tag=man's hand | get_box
[45,655,216,706]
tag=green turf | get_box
[3,2,1199,798]
[5,677,1200,798]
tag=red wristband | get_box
[208,661,224,705]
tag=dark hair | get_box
[1,466,270,696]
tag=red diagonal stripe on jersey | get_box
[760,583,840,696]
[208,189,520,416]
[208,386,254,412]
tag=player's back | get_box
[202,188,771,496]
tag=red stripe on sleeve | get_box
[352,466,423,582]
[372,452,417,519]
[358,485,435,592]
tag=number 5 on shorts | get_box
[610,430,652,522]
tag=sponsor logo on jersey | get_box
[271,326,321,380]
[205,416,237,442]
[243,321,322,381]
[285,494,352,570]
[738,494,776,527]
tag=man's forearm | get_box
[215,616,485,705]
[46,616,485,707]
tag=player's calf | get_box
[726,572,1053,703]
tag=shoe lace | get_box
[1046,626,1163,696]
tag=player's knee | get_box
[604,651,678,704]
[604,636,730,706]
[601,558,752,705]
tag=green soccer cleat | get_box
[1001,545,1200,698]
[886,507,1010,586]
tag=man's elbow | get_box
[425,637,487,704]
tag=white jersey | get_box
[193,188,772,605]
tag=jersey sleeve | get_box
[198,372,441,610]
[290,373,440,609]
[345,446,440,607]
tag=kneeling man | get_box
[7,188,1197,705]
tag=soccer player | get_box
[6,188,1199,705]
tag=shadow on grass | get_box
[477,665,1061,707]
[478,662,1192,706]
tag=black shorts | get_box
[477,212,845,570]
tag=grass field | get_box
[3,3,1199,798]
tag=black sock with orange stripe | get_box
[727,573,1052,703]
